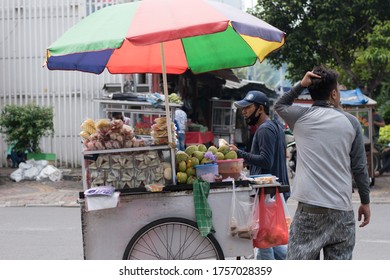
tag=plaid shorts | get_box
[287,202,355,260]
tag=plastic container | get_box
[194,163,219,182]
[217,158,244,180]
[86,192,120,211]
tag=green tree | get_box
[0,104,55,153]
[250,0,390,98]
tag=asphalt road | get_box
[0,203,389,260]
[0,207,83,260]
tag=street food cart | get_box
[78,99,289,260]
[78,178,288,259]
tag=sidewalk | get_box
[0,167,389,207]
[0,168,83,207]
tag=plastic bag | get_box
[228,181,259,240]
[36,165,62,182]
[280,193,292,229]
[253,188,289,248]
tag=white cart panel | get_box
[80,186,254,259]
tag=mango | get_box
[216,152,225,160]
[185,145,198,156]
[186,167,196,177]
[176,151,189,162]
[224,150,238,159]
[193,151,205,161]
[186,175,196,184]
[177,172,188,184]
[178,161,187,172]
[218,145,230,155]
[207,145,218,154]
[197,144,207,152]
[189,157,200,167]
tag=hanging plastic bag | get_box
[253,188,289,248]
[280,193,292,230]
[228,181,259,240]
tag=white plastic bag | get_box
[37,165,63,182]
[10,168,24,182]
[23,166,41,180]
[280,193,292,229]
[228,181,259,240]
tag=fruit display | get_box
[85,150,173,189]
[150,117,177,145]
[80,116,177,190]
[80,118,145,151]
[379,125,390,144]
[175,143,239,184]
[168,93,182,104]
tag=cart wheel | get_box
[123,217,224,260]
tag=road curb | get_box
[0,203,80,208]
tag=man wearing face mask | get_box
[229,90,290,260]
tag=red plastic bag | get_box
[253,188,289,249]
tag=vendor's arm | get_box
[274,71,321,130]
[230,127,276,169]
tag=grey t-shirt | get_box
[274,84,370,211]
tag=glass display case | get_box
[81,99,180,189]
[211,99,237,143]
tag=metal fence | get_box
[0,0,132,167]
[0,0,245,168]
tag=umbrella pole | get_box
[160,42,173,144]
[160,42,177,184]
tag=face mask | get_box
[246,107,261,126]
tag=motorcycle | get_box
[285,128,297,178]
[286,141,297,178]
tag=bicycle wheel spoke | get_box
[125,218,224,260]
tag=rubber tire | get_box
[373,153,381,172]
[123,217,224,260]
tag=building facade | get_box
[0,0,244,167]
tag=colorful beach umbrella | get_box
[45,0,286,156]
[46,0,285,75]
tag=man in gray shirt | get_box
[274,65,370,260]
